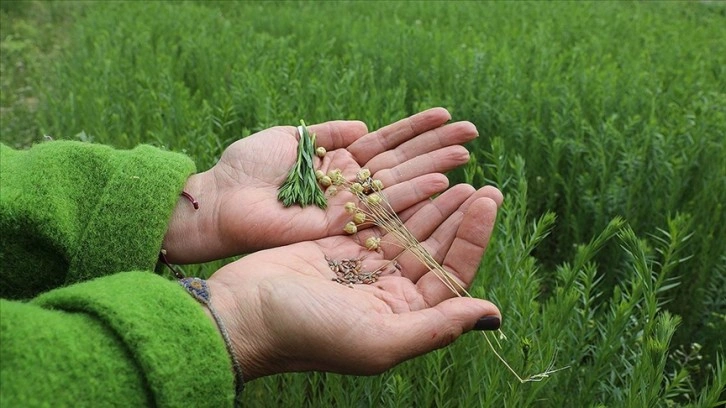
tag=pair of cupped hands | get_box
[163,108,503,381]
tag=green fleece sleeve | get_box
[0,272,235,407]
[0,141,196,299]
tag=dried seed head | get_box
[315,146,327,158]
[327,169,345,185]
[315,170,326,181]
[366,193,382,206]
[352,211,366,224]
[343,221,357,234]
[365,236,381,251]
[327,169,341,179]
[361,180,373,194]
[350,182,364,195]
[326,185,338,196]
[344,201,358,214]
[319,176,332,187]
[371,179,384,191]
[357,168,371,182]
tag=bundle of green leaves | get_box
[277,121,327,209]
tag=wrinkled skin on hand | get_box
[206,184,503,380]
[164,108,481,263]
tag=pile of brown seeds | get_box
[327,257,381,285]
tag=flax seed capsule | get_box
[352,211,366,225]
[366,193,382,206]
[365,236,381,251]
[350,182,364,195]
[327,169,342,182]
[344,202,357,214]
[343,221,357,234]
[357,168,371,182]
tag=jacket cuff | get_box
[33,272,236,407]
[69,144,195,282]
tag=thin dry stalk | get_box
[333,168,567,383]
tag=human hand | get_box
[163,108,479,263]
[205,184,503,380]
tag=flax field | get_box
[1,1,724,406]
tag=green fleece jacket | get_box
[0,141,236,407]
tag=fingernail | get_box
[474,316,501,331]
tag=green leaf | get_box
[277,120,327,209]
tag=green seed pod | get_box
[316,146,327,157]
[367,193,382,206]
[371,179,384,191]
[315,169,326,181]
[350,182,364,195]
[344,202,357,214]
[343,221,357,234]
[320,176,332,187]
[352,211,366,224]
[365,236,381,251]
[327,169,345,185]
[357,168,371,182]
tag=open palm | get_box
[177,108,480,263]
[206,184,503,380]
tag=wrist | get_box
[178,277,245,405]
[205,278,275,382]
[162,172,210,264]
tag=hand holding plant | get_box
[163,108,479,264]
[203,184,503,380]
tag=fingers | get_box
[334,173,450,242]
[382,207,465,284]
[397,184,503,223]
[379,184,501,264]
[417,197,498,306]
[370,297,500,370]
[376,184,475,259]
[308,120,369,150]
[372,145,470,189]
[365,121,478,175]
[374,173,450,216]
[457,184,504,210]
[308,110,478,195]
[346,107,452,165]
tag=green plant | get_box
[277,121,326,208]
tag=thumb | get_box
[380,297,501,366]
